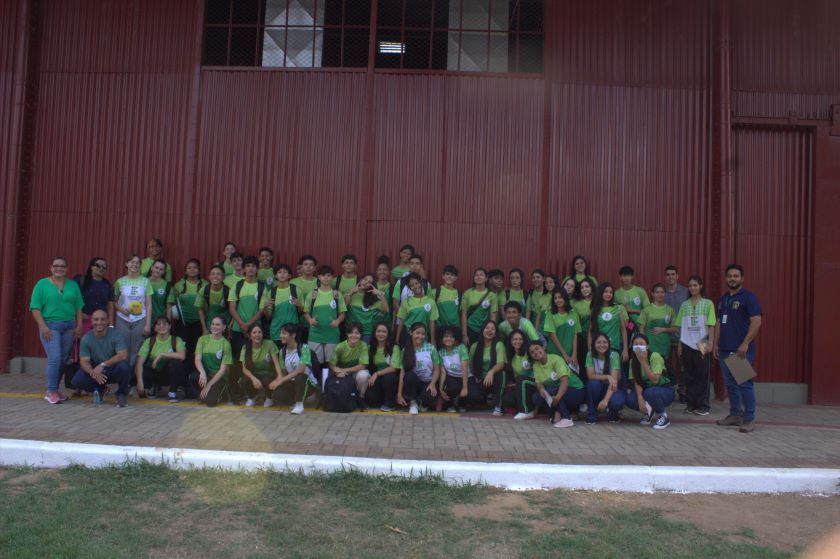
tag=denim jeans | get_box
[39,320,76,392]
[586,380,626,421]
[719,347,757,422]
[71,362,131,396]
[533,385,585,420]
[626,385,675,415]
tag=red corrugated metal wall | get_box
[5,0,838,398]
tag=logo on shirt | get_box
[522,360,530,369]
[633,296,641,306]
[264,353,271,363]
[385,355,391,365]
[549,371,559,381]
[215,349,223,359]
[664,315,670,323]
[601,312,613,321]
[329,299,337,309]
[266,277,273,285]
[157,288,165,296]
[454,297,460,306]
[567,319,575,327]
[733,301,741,310]
[481,299,490,309]
[289,295,295,304]
[423,303,432,312]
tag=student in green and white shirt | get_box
[171,258,206,373]
[257,247,275,286]
[434,265,460,334]
[391,254,429,321]
[331,254,358,296]
[468,320,507,416]
[503,329,538,419]
[365,322,401,411]
[239,322,281,408]
[291,254,319,332]
[437,326,471,412]
[304,265,346,364]
[135,316,186,401]
[374,256,393,325]
[543,289,582,370]
[141,238,173,282]
[497,302,540,342]
[637,283,677,361]
[227,256,266,404]
[530,341,585,427]
[674,275,716,415]
[588,283,629,362]
[498,268,529,315]
[195,316,233,406]
[460,268,498,346]
[561,255,598,286]
[487,269,505,320]
[329,322,370,403]
[114,254,153,368]
[395,273,438,346]
[195,265,231,335]
[222,252,244,290]
[391,244,414,283]
[615,265,650,328]
[626,333,674,429]
[261,263,303,344]
[573,278,595,369]
[147,259,172,327]
[270,323,319,415]
[343,273,389,343]
[219,242,237,277]
[526,269,551,333]
[396,322,441,415]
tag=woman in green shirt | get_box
[460,268,498,346]
[499,268,528,314]
[29,256,84,404]
[141,238,172,282]
[344,273,389,344]
[219,241,238,277]
[469,320,507,416]
[438,326,471,412]
[328,322,370,406]
[526,269,551,334]
[240,322,282,408]
[563,255,598,285]
[395,273,438,346]
[529,341,585,428]
[584,332,626,424]
[574,278,595,381]
[589,282,629,362]
[135,316,186,402]
[196,265,231,335]
[544,289,581,370]
[396,322,441,415]
[504,329,538,420]
[195,316,233,406]
[269,323,319,415]
[626,333,674,429]
[147,259,171,327]
[365,322,401,411]
[172,258,206,378]
[374,256,393,324]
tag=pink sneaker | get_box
[44,392,61,404]
[57,391,70,402]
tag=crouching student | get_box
[135,316,186,402]
[240,323,281,408]
[195,316,233,406]
[530,342,585,428]
[502,329,538,420]
[438,326,472,413]
[625,333,674,429]
[467,320,508,416]
[585,332,625,424]
[72,309,132,407]
[365,322,401,411]
[397,322,441,415]
[269,323,319,415]
[328,323,370,408]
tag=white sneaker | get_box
[492,406,504,417]
[446,405,458,413]
[245,398,256,408]
[379,404,395,412]
[409,401,419,415]
[640,401,653,425]
[513,411,535,420]
[263,398,273,408]
[291,402,304,415]
[554,418,574,428]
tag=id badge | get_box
[721,314,728,324]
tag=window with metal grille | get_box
[374,0,543,72]
[203,0,371,68]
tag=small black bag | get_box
[323,375,357,413]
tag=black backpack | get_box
[235,279,266,305]
[203,283,230,307]
[324,374,357,413]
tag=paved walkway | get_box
[2,373,839,468]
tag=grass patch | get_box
[0,463,793,559]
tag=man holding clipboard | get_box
[713,264,763,433]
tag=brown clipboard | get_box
[724,353,757,384]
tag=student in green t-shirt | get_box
[343,273,389,343]
[328,322,370,404]
[262,263,304,344]
[499,268,529,315]
[573,278,595,377]
[304,265,346,364]
[396,322,441,415]
[135,316,186,402]
[391,244,415,283]
[468,320,507,415]
[219,241,237,277]
[147,259,172,327]
[561,277,578,300]
[395,272,438,346]
[195,265,231,335]
[503,329,538,420]
[487,269,505,319]
[498,301,540,342]
[589,282,629,362]
[240,322,281,408]
[365,322,401,411]
[562,255,598,286]
[290,254,319,337]
[460,268,498,346]
[584,332,625,424]
[195,316,233,406]
[434,265,460,335]
[438,326,471,412]
[374,255,393,324]
[615,265,650,328]
[543,289,582,370]
[269,323,319,415]
[172,258,206,375]
[222,252,244,290]
[529,341,585,427]
[391,254,429,321]
[332,254,358,296]
[141,238,173,282]
[637,283,678,361]
[228,256,266,404]
[257,247,275,286]
[625,333,674,429]
[526,269,551,333]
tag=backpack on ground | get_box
[323,374,357,413]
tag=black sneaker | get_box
[683,407,696,414]
[693,408,710,416]
[653,413,671,430]
[117,394,128,408]
[585,418,597,425]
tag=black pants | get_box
[577,337,589,383]
[365,372,398,408]
[440,375,482,409]
[228,332,247,402]
[500,377,538,413]
[272,374,318,405]
[200,376,229,407]
[402,371,436,408]
[176,320,203,374]
[681,343,710,412]
[241,371,277,400]
[670,341,686,399]
[142,361,186,393]
[466,370,506,408]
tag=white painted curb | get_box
[1,438,838,494]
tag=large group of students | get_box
[29,240,763,432]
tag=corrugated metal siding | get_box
[732,91,840,121]
[39,0,198,73]
[733,127,813,383]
